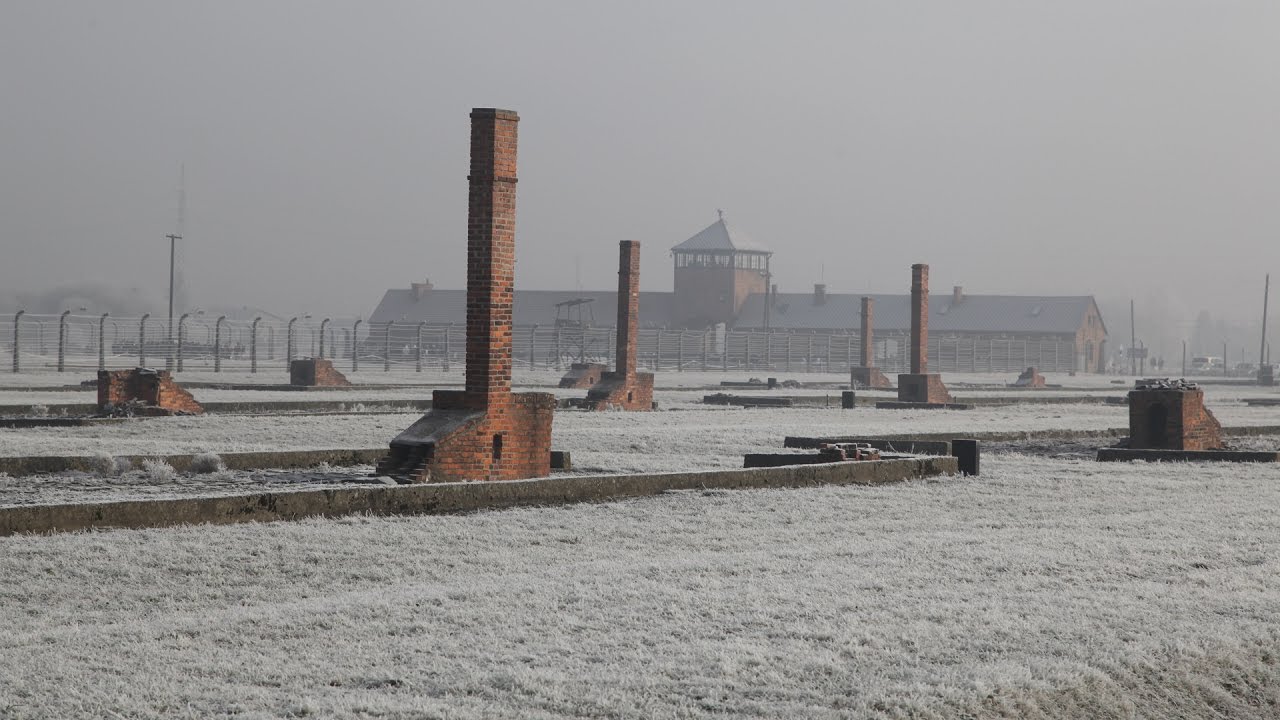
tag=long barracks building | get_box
[371,215,1108,373]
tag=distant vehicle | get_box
[1190,356,1221,374]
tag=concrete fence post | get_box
[416,322,425,372]
[287,317,300,364]
[702,330,709,371]
[57,310,71,372]
[443,322,452,372]
[139,314,150,367]
[529,324,538,370]
[352,319,362,372]
[177,313,191,372]
[214,316,226,372]
[98,313,109,371]
[383,322,392,372]
[250,317,261,374]
[723,331,729,372]
[12,310,24,373]
[676,330,684,372]
[319,318,331,359]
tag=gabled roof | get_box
[736,293,1100,335]
[369,288,675,329]
[671,215,771,254]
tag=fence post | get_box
[56,310,71,372]
[97,313,109,371]
[416,322,425,372]
[807,334,814,373]
[250,317,261,374]
[287,317,300,364]
[12,310,24,373]
[383,322,392,372]
[214,316,226,372]
[177,313,191,372]
[319,318,331,359]
[676,330,684,372]
[443,323,452,372]
[529,325,538,370]
[138,314,149,367]
[553,327,562,370]
[352,320,362,372]
[702,330,709,371]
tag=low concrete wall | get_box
[0,449,389,476]
[0,456,956,536]
[1096,448,1280,463]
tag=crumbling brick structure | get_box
[1013,366,1046,388]
[897,264,952,403]
[584,241,655,410]
[851,295,892,389]
[97,368,203,416]
[1128,379,1222,451]
[379,108,556,483]
[559,362,606,389]
[290,358,352,387]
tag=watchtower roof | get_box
[671,213,771,254]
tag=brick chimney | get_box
[464,108,519,409]
[860,296,874,367]
[411,278,434,301]
[813,284,827,306]
[616,241,640,378]
[952,285,964,306]
[911,264,929,374]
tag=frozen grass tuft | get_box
[28,404,48,418]
[140,458,177,483]
[88,451,117,476]
[188,452,224,474]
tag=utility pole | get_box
[1129,299,1136,376]
[1260,274,1270,368]
[166,234,182,370]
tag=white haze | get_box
[1,1,1277,351]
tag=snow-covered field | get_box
[3,454,1280,718]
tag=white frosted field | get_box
[3,454,1280,718]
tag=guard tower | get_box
[671,212,771,328]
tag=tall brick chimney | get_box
[616,240,640,378]
[910,263,929,374]
[860,296,874,368]
[813,284,827,306]
[952,285,964,306]
[464,108,519,409]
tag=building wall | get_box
[673,265,767,329]
[1075,300,1108,373]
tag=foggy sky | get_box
[2,1,1277,352]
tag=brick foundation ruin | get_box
[559,362,606,389]
[97,368,203,416]
[851,296,892,389]
[378,108,556,483]
[1013,366,1046,388]
[290,358,352,387]
[582,240,655,411]
[897,264,952,404]
[1127,378,1222,451]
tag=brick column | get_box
[860,296,874,367]
[616,240,640,378]
[464,108,519,409]
[910,264,928,374]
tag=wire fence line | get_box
[1,312,1084,376]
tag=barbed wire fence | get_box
[0,312,1082,376]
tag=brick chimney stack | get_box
[952,285,964,306]
[910,264,929,374]
[616,240,640,378]
[813,284,827,306]
[464,108,519,409]
[860,296,874,368]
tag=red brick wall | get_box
[558,362,606,389]
[429,390,556,481]
[97,369,203,415]
[290,358,351,387]
[464,108,519,410]
[1129,388,1222,450]
[910,264,929,374]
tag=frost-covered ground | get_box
[3,455,1280,718]
[2,401,1278,463]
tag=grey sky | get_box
[2,1,1276,352]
